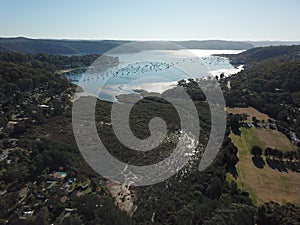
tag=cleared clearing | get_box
[237,127,298,153]
[229,127,300,206]
[226,107,270,121]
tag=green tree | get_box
[206,177,223,199]
[251,146,262,157]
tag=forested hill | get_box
[222,45,300,138]
[0,37,254,54]
[0,38,130,54]
[223,45,300,65]
[1,51,300,224]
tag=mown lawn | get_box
[229,127,300,206]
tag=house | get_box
[0,190,7,196]
[7,121,18,129]
[45,180,57,190]
[57,172,67,179]
[291,133,299,144]
[38,104,49,108]
[6,139,18,147]
[241,122,252,128]
[0,154,8,161]
[274,88,281,92]
[50,171,67,180]
[80,184,89,191]
[36,194,45,200]
[18,205,35,220]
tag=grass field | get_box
[226,107,270,121]
[229,127,300,205]
[234,127,298,153]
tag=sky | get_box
[1,0,300,41]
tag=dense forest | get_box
[0,50,300,225]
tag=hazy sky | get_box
[1,0,300,40]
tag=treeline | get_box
[257,202,300,225]
[250,146,300,162]
[0,37,253,54]
[0,52,117,72]
[264,147,300,161]
[0,37,130,54]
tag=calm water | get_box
[66,49,244,102]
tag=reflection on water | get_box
[66,49,244,102]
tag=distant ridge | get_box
[0,37,254,54]
[247,40,300,47]
[220,45,300,65]
[173,40,254,50]
[0,37,130,54]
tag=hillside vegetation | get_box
[1,45,300,224]
[223,45,300,224]
[222,46,300,138]
[0,37,254,54]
